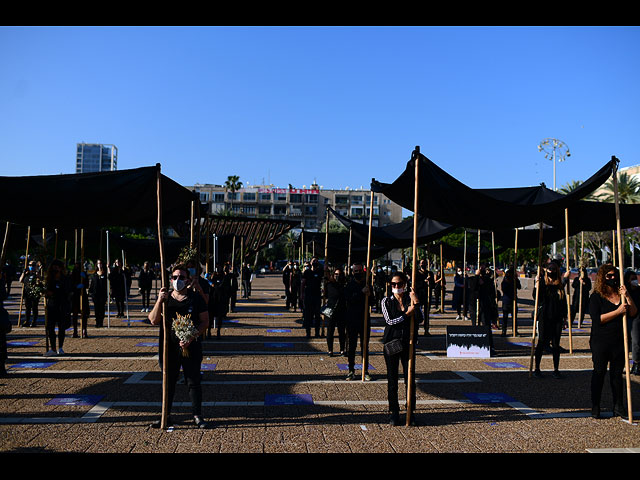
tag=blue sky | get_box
[1,26,639,193]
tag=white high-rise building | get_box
[76,143,118,173]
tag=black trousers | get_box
[46,309,67,351]
[303,296,322,333]
[535,319,562,371]
[347,322,369,372]
[25,297,39,325]
[326,313,346,353]
[159,340,204,417]
[384,343,415,413]
[140,288,152,309]
[93,297,106,327]
[590,338,625,410]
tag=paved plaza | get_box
[2,272,640,454]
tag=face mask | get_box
[392,287,405,294]
[28,266,33,271]
[188,268,196,277]
[172,278,186,291]
[605,278,619,288]
[631,280,639,287]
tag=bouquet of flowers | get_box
[25,278,46,300]
[171,313,199,357]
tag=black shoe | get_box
[389,412,400,426]
[151,416,173,429]
[533,369,544,378]
[552,370,562,379]
[631,363,640,375]
[613,406,628,420]
[193,415,209,429]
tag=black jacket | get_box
[381,293,423,345]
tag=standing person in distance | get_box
[70,261,89,339]
[381,271,422,426]
[324,266,347,357]
[532,260,568,378]
[43,260,72,356]
[500,267,521,337]
[452,266,465,320]
[282,261,293,309]
[148,264,210,429]
[570,267,592,327]
[344,263,371,381]
[589,264,637,418]
[138,261,156,313]
[89,259,108,328]
[301,257,323,338]
[288,262,301,313]
[108,259,126,318]
[413,260,430,336]
[19,260,42,327]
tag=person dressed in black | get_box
[148,264,210,429]
[138,261,156,313]
[207,270,227,338]
[381,271,422,426]
[43,260,72,356]
[70,261,89,338]
[500,267,521,337]
[3,260,15,297]
[413,260,430,336]
[373,266,387,313]
[452,267,465,320]
[624,270,640,376]
[282,261,293,309]
[288,263,301,313]
[109,259,126,318]
[241,262,252,298]
[532,261,568,378]
[344,262,371,381]
[301,257,323,338]
[0,271,9,377]
[19,260,42,327]
[89,259,108,328]
[589,264,636,418]
[570,267,591,327]
[324,267,347,357]
[477,264,499,331]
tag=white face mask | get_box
[172,278,186,291]
[392,287,405,295]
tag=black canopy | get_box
[0,165,197,229]
[327,206,455,249]
[371,149,617,231]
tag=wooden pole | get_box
[362,190,375,382]
[347,226,352,273]
[463,230,467,318]
[439,242,444,313]
[565,209,573,354]
[578,231,584,328]
[80,229,86,337]
[205,214,210,275]
[18,225,30,327]
[106,230,111,328]
[156,164,170,430]
[513,228,519,337]
[612,158,633,423]
[476,229,481,325]
[529,222,544,376]
[407,146,420,426]
[323,208,330,337]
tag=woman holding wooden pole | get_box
[361,191,375,382]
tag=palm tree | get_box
[598,172,640,204]
[283,231,298,261]
[224,175,243,212]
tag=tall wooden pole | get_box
[579,231,584,328]
[439,242,444,312]
[18,225,30,327]
[407,146,420,426]
[106,230,111,328]
[463,230,467,318]
[347,226,352,273]
[529,222,544,376]
[565,209,573,354]
[362,190,375,382]
[80,229,86,338]
[513,228,519,337]
[323,208,330,337]
[612,158,633,423]
[157,164,170,430]
[476,229,481,325]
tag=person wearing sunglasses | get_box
[532,260,568,379]
[380,271,422,426]
[148,263,210,429]
[344,263,371,380]
[324,267,347,357]
[589,264,637,419]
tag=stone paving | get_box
[2,273,640,453]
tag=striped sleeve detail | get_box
[382,297,405,325]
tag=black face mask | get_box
[605,278,619,288]
[546,270,557,279]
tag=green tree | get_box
[598,172,640,204]
[224,175,243,212]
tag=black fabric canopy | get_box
[543,200,640,233]
[327,206,455,249]
[0,165,197,229]
[371,149,617,231]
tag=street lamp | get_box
[538,138,571,255]
[537,138,571,192]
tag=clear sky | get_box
[1,26,639,193]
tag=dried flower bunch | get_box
[171,312,199,357]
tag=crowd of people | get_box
[1,249,638,427]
